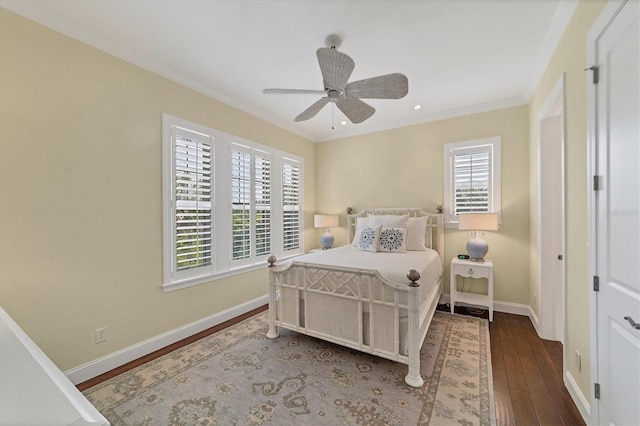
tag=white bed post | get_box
[266,255,279,339]
[405,269,424,387]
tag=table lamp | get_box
[458,213,499,262]
[314,214,339,249]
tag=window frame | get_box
[443,137,501,227]
[162,114,304,292]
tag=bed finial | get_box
[407,269,421,287]
[346,207,353,214]
[267,255,277,267]
[436,204,444,214]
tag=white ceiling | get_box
[1,0,577,142]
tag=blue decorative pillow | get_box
[378,227,408,252]
[357,225,382,252]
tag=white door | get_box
[594,1,640,424]
[539,81,565,343]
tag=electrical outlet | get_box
[95,327,107,344]
[575,350,581,372]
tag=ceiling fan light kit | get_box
[263,34,408,125]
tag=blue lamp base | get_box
[320,229,334,250]
[466,231,489,262]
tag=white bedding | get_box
[282,245,443,290]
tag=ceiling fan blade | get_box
[316,47,355,91]
[335,98,375,124]
[294,98,330,122]
[263,88,327,95]
[344,73,409,99]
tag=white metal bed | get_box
[266,208,444,387]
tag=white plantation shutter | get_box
[443,138,501,225]
[254,153,271,256]
[282,159,301,252]
[453,149,490,214]
[173,129,213,274]
[231,147,251,261]
[230,144,272,264]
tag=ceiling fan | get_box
[263,34,408,124]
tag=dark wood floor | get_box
[79,305,585,425]
[488,311,584,425]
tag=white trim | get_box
[565,370,591,424]
[586,2,626,424]
[528,305,541,336]
[493,300,531,317]
[163,263,268,293]
[441,294,530,317]
[64,295,268,385]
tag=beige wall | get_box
[0,9,315,371]
[528,0,607,400]
[315,105,531,305]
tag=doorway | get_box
[538,75,566,343]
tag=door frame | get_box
[537,74,566,345]
[587,1,627,424]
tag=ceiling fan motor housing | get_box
[325,34,342,49]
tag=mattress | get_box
[282,245,442,290]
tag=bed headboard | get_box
[346,208,445,267]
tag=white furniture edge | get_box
[1,307,109,425]
[64,295,268,385]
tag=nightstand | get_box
[450,258,493,322]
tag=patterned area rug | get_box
[84,311,495,425]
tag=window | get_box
[443,137,501,226]
[230,143,272,266]
[163,114,303,291]
[282,159,301,252]
[168,126,215,283]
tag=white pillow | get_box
[368,214,410,228]
[406,217,427,251]
[357,225,382,252]
[378,227,408,252]
[351,216,370,246]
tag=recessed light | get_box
[340,121,347,125]
[413,104,422,110]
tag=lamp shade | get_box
[314,214,339,228]
[458,213,499,231]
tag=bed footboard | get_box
[266,255,436,388]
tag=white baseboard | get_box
[565,370,590,423]
[528,305,541,336]
[493,300,530,317]
[440,294,531,318]
[65,295,268,385]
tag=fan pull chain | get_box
[331,103,335,130]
